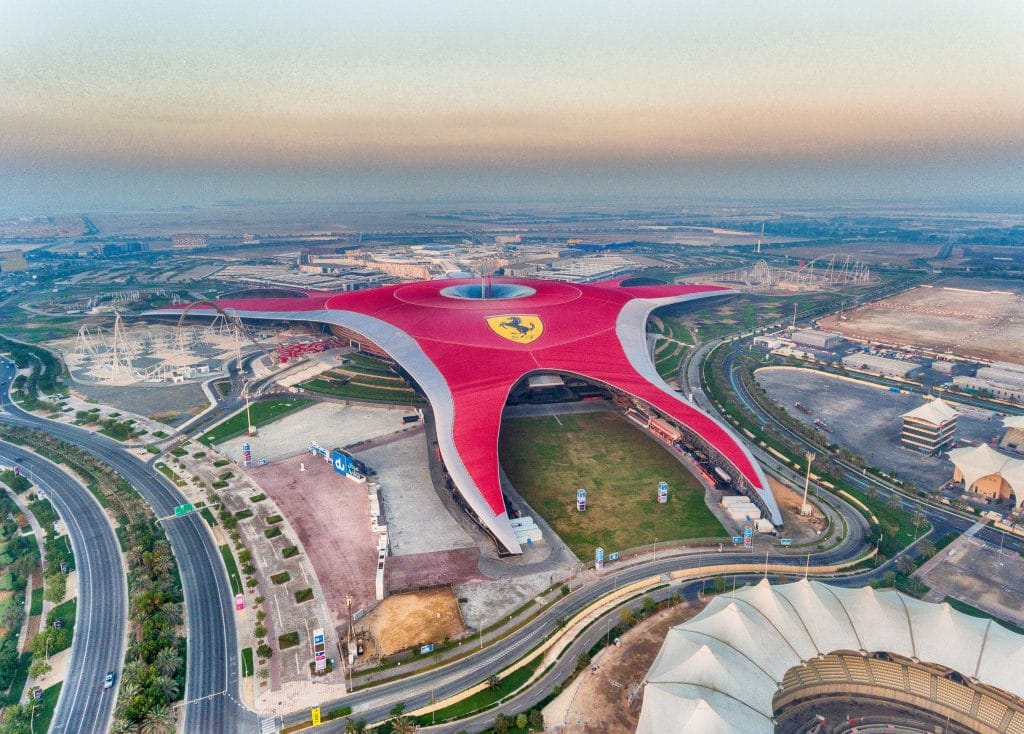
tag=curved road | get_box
[0,439,126,734]
[0,357,254,733]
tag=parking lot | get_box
[756,366,1002,490]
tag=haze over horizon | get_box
[2,1,1023,214]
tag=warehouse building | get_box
[790,328,844,351]
[900,398,958,454]
[841,353,920,379]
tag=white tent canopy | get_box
[948,442,1024,507]
[901,397,959,424]
[637,579,1024,734]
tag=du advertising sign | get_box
[331,449,351,476]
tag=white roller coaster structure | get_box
[69,310,253,385]
[698,254,874,293]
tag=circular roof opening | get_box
[440,283,536,300]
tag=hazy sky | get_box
[2,1,1023,211]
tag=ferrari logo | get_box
[486,315,544,344]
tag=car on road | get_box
[234,593,245,611]
[103,671,115,689]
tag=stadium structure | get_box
[148,277,780,553]
[948,443,1024,509]
[639,578,1024,734]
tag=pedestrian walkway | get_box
[964,521,986,537]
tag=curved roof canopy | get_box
[948,442,1024,506]
[150,277,779,552]
[638,578,1024,734]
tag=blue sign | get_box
[595,546,605,570]
[780,538,793,547]
[743,527,752,538]
[420,644,434,655]
[609,552,620,561]
[732,536,744,544]
[313,632,325,645]
[331,449,351,476]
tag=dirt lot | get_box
[249,454,378,625]
[552,599,705,734]
[770,478,828,542]
[918,535,1024,628]
[819,285,1024,363]
[771,242,942,268]
[360,588,465,656]
[388,548,484,593]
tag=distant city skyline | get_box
[2,1,1023,212]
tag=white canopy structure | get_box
[900,397,959,425]
[948,442,1024,509]
[638,578,1024,734]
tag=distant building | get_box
[1001,415,1024,452]
[753,335,784,350]
[900,398,958,454]
[952,375,1024,403]
[842,353,919,378]
[172,233,208,249]
[791,329,843,350]
[948,443,1024,508]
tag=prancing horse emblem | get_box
[486,315,544,344]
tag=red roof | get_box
[162,277,767,528]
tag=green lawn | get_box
[32,681,62,732]
[199,398,314,445]
[299,378,421,404]
[218,544,242,595]
[29,587,43,616]
[415,656,542,725]
[241,647,254,677]
[46,599,76,653]
[499,412,726,560]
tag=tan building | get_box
[1001,414,1024,452]
[948,442,1024,507]
[900,398,958,454]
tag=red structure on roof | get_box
[154,277,778,553]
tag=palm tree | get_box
[139,704,176,734]
[345,718,367,734]
[151,674,179,702]
[154,647,182,678]
[390,717,417,734]
[895,554,916,576]
[159,602,184,627]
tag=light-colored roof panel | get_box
[1003,415,1024,429]
[638,580,1024,734]
[901,397,959,424]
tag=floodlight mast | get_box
[800,452,816,516]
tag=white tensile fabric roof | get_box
[901,397,959,424]
[1004,415,1024,429]
[948,442,1024,504]
[637,578,1024,734]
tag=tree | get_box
[493,715,511,734]
[256,643,273,659]
[917,539,936,560]
[642,596,657,615]
[619,607,635,628]
[139,704,176,734]
[486,675,500,691]
[27,658,51,678]
[528,709,544,730]
[895,554,916,577]
[151,674,179,702]
[575,652,591,672]
[888,493,902,510]
[344,718,367,734]
[516,713,529,729]
[154,647,182,678]
[389,716,416,734]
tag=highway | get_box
[0,357,255,733]
[0,437,126,734]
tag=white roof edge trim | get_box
[155,306,523,553]
[616,293,783,526]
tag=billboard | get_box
[595,546,605,571]
[331,449,352,476]
[576,488,587,512]
[657,481,668,504]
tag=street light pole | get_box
[801,452,816,516]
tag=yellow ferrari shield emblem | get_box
[486,315,544,344]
